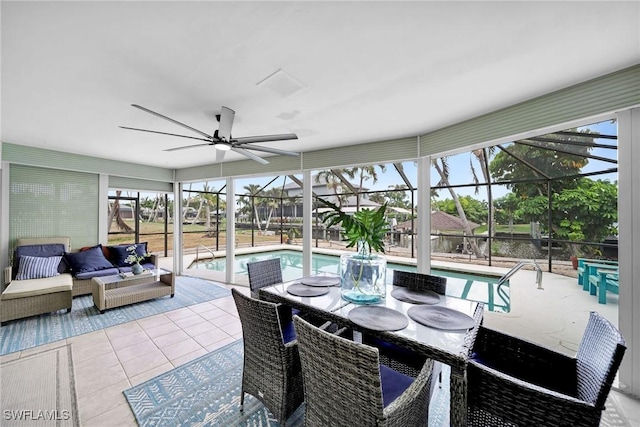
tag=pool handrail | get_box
[497,259,543,290]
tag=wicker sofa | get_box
[2,237,157,324]
[1,237,74,324]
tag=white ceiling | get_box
[2,1,639,169]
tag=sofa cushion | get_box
[64,245,114,275]
[1,274,73,300]
[15,255,63,280]
[118,261,155,274]
[14,243,68,274]
[73,267,121,280]
[108,243,149,267]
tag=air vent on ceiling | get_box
[257,69,308,98]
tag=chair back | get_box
[231,289,303,423]
[232,288,287,358]
[576,311,626,408]
[393,270,447,295]
[247,258,283,298]
[293,315,385,427]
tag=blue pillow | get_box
[14,243,68,274]
[15,255,62,280]
[64,245,114,274]
[108,243,148,267]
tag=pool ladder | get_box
[195,245,216,264]
[498,259,544,291]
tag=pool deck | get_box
[176,245,614,356]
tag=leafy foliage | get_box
[489,128,597,197]
[318,199,389,254]
[432,196,488,225]
[518,178,618,244]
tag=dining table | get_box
[258,273,485,427]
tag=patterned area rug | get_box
[124,339,450,427]
[0,275,230,355]
[0,343,79,426]
[124,338,631,427]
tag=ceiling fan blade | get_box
[163,142,214,152]
[131,104,212,139]
[217,106,235,141]
[119,126,211,142]
[231,147,270,165]
[232,133,298,144]
[240,145,300,157]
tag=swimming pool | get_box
[190,250,510,312]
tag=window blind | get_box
[9,165,99,251]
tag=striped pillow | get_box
[15,255,63,280]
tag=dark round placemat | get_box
[391,287,441,305]
[348,306,408,331]
[287,283,330,297]
[407,306,476,330]
[299,276,340,287]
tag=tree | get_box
[315,169,354,207]
[432,196,488,226]
[432,158,484,257]
[238,184,263,232]
[493,193,522,230]
[108,191,133,232]
[346,165,387,207]
[518,178,618,255]
[489,128,597,197]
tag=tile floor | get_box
[0,285,248,426]
[1,263,639,426]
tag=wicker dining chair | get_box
[231,289,303,426]
[293,315,434,427]
[247,258,283,298]
[246,258,299,326]
[364,270,448,392]
[467,311,626,427]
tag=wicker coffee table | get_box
[92,269,174,313]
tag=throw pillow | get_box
[64,245,114,274]
[14,243,68,274]
[108,242,149,267]
[15,255,63,280]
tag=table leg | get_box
[449,367,468,427]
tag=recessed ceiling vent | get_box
[257,69,308,98]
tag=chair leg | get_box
[239,391,244,412]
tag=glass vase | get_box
[339,251,387,304]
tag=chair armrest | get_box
[3,266,13,290]
[473,326,577,396]
[382,359,433,423]
[468,360,597,426]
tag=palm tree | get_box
[347,165,387,208]
[240,184,263,232]
[262,187,283,231]
[315,169,354,207]
[108,191,133,232]
[432,158,482,258]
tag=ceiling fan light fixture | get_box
[215,143,231,151]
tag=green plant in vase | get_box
[319,199,389,304]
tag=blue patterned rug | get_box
[0,275,231,355]
[124,339,451,427]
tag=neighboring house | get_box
[283,173,377,211]
[395,211,480,234]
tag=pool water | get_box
[190,250,510,312]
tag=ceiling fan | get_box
[120,104,299,164]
